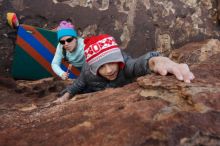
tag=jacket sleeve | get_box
[60,65,87,97]
[51,44,65,77]
[123,51,160,78]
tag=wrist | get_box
[148,57,158,71]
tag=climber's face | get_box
[98,62,120,81]
[60,36,77,52]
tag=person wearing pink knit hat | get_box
[51,20,85,80]
[54,34,195,104]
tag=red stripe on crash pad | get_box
[16,36,56,76]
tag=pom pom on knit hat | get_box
[84,34,125,75]
[57,20,77,40]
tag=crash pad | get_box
[11,24,80,80]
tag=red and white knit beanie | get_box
[84,34,125,75]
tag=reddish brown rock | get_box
[0,39,220,146]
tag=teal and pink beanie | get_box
[57,21,77,40]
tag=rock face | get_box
[0,39,220,145]
[0,0,220,76]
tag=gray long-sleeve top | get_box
[61,51,159,96]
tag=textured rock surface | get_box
[0,39,220,146]
[0,0,220,76]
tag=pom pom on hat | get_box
[57,21,77,40]
[84,34,125,75]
